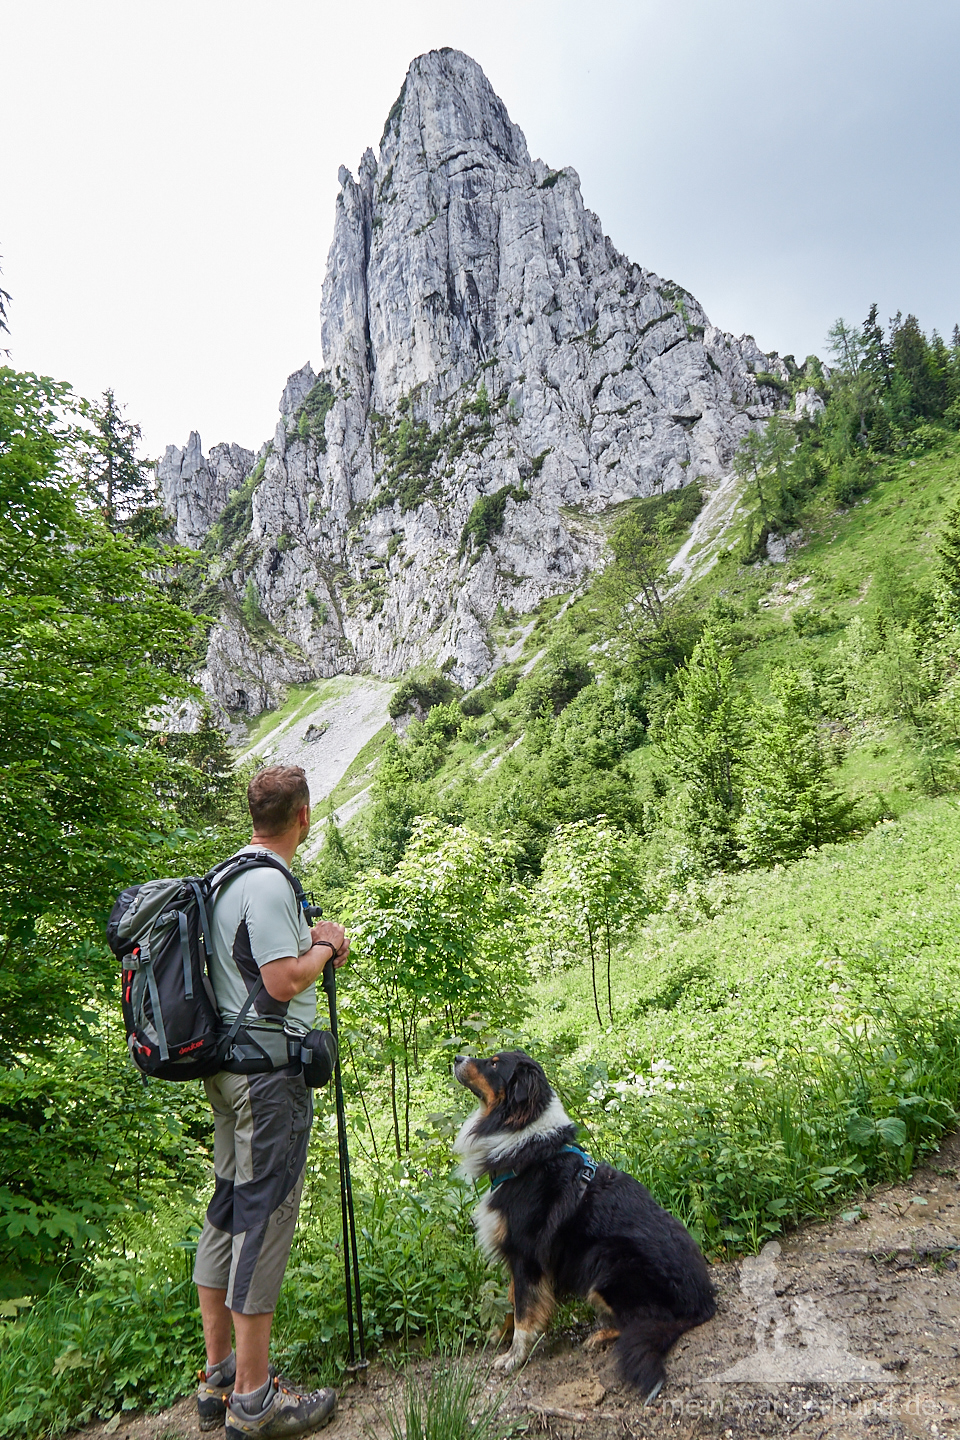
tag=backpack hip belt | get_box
[220,1019,299,1074]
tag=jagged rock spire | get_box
[163,49,790,717]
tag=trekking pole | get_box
[322,958,368,1377]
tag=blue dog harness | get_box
[489,1143,598,1191]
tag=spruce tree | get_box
[860,303,890,388]
[738,668,855,867]
[889,313,948,423]
[0,254,10,354]
[935,495,960,617]
[80,387,154,527]
[660,624,748,867]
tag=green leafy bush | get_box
[491,668,518,699]
[458,484,528,558]
[518,649,592,718]
[459,690,488,718]
[208,457,265,552]
[0,1214,203,1435]
[630,481,705,535]
[296,380,336,451]
[389,672,461,720]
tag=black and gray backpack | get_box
[108,853,312,1081]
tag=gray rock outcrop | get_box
[159,433,256,548]
[162,48,793,718]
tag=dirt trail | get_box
[82,1131,960,1440]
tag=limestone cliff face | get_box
[161,48,790,718]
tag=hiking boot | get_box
[225,1371,337,1439]
[197,1356,235,1431]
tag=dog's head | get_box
[454,1049,553,1131]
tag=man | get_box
[193,764,350,1439]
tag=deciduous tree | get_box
[345,818,524,1155]
[533,818,646,1026]
[593,502,698,672]
[0,368,204,1052]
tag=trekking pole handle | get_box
[322,956,337,1001]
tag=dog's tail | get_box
[615,1311,700,1402]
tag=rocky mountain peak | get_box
[161,50,792,723]
[322,49,582,409]
[380,49,531,177]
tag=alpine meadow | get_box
[3,44,960,1440]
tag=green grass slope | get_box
[530,796,960,1251]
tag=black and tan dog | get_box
[453,1050,716,1400]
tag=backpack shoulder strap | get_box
[204,851,307,906]
[202,854,310,1035]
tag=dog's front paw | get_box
[493,1351,522,1374]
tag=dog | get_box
[453,1049,716,1401]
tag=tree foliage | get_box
[658,624,748,866]
[534,819,646,1025]
[0,371,204,959]
[738,669,856,866]
[345,818,525,1155]
[79,387,158,530]
[592,499,699,671]
[0,255,10,353]
[0,369,240,1284]
[734,305,960,556]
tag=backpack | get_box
[107,853,312,1082]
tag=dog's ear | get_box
[505,1056,551,1129]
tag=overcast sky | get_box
[5,0,960,457]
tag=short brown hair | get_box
[247,765,310,834]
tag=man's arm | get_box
[260,922,350,1003]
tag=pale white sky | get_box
[5,0,959,457]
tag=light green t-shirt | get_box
[208,847,317,1029]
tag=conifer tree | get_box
[860,303,890,388]
[935,495,960,617]
[660,624,748,867]
[80,387,154,527]
[889,313,947,423]
[738,668,855,867]
[0,253,10,355]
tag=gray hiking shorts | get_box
[193,1067,313,1314]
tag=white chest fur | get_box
[453,1093,572,1180]
[472,1190,507,1261]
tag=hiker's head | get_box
[248,765,311,842]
